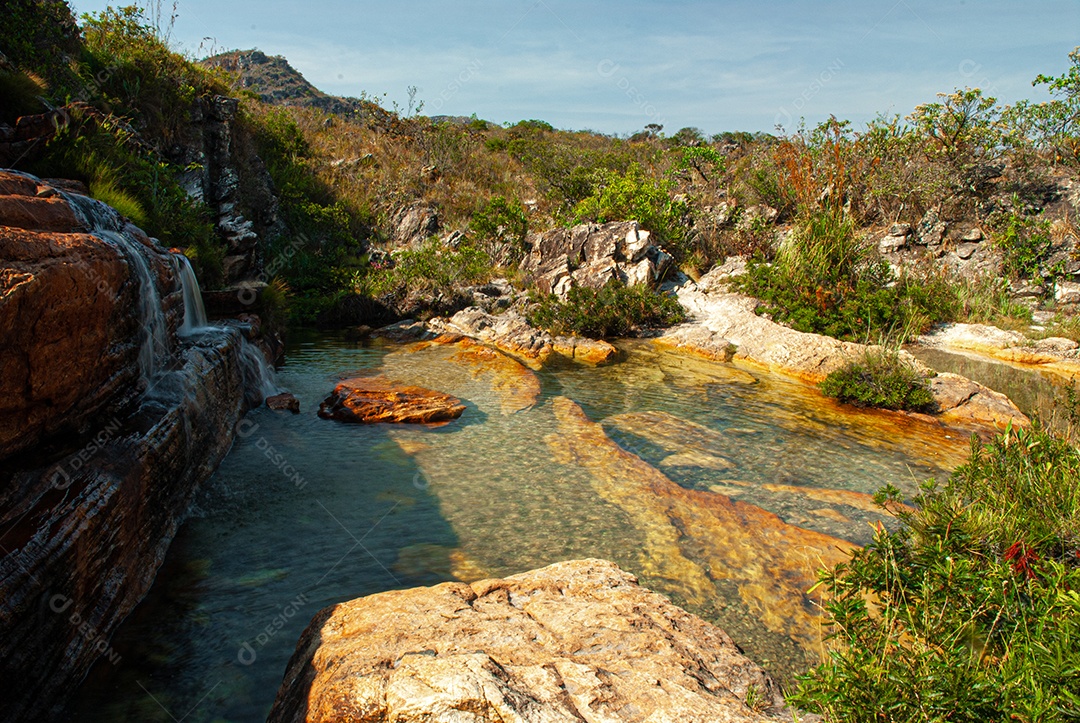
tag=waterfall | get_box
[60,181,280,402]
[174,255,209,334]
[99,229,171,380]
[171,250,281,401]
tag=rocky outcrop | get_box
[663,273,1029,435]
[318,375,466,424]
[392,203,439,247]
[434,307,617,369]
[521,220,673,298]
[269,559,796,723]
[170,94,286,283]
[0,171,175,459]
[0,174,264,721]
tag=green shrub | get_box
[572,164,689,255]
[469,196,528,266]
[528,281,686,338]
[820,349,935,412]
[738,211,957,342]
[995,207,1054,281]
[790,424,1080,721]
[354,238,493,300]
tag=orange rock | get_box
[317,375,465,425]
[0,194,81,233]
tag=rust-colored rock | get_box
[318,375,465,424]
[0,171,180,460]
[268,559,795,723]
[447,338,541,414]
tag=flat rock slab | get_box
[269,559,795,723]
[317,375,465,424]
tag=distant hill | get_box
[202,49,384,120]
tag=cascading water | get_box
[60,177,280,401]
[175,255,209,334]
[171,249,281,401]
[62,191,170,380]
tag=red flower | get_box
[1004,541,1039,580]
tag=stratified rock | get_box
[521,220,672,299]
[550,335,619,364]
[318,375,465,424]
[268,559,794,723]
[929,373,1030,431]
[0,171,176,460]
[266,392,300,413]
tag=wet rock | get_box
[521,220,672,299]
[266,392,300,413]
[439,337,541,414]
[318,376,465,424]
[268,559,794,723]
[0,172,178,459]
[919,322,1080,378]
[550,335,618,364]
[760,483,912,517]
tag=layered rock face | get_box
[269,559,795,723]
[521,220,673,298]
[0,170,174,459]
[0,172,257,721]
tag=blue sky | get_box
[70,0,1079,135]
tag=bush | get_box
[994,207,1054,281]
[572,164,688,255]
[469,196,528,266]
[528,281,686,338]
[738,211,957,342]
[820,349,936,412]
[790,424,1080,721]
[354,238,493,300]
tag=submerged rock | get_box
[548,397,856,653]
[318,375,465,424]
[268,559,793,723]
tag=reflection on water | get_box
[910,346,1077,438]
[73,332,968,721]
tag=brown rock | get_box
[318,375,465,424]
[0,172,182,459]
[266,392,300,413]
[268,559,793,723]
[447,338,541,414]
[551,335,618,364]
[438,308,554,368]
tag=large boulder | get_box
[269,559,795,723]
[521,220,673,298]
[318,375,465,424]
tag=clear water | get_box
[72,331,970,722]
